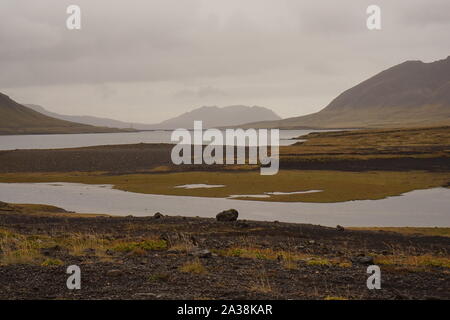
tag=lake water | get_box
[0,182,448,227]
[1,129,447,227]
[0,129,322,150]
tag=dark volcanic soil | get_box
[0,143,448,174]
[0,211,449,300]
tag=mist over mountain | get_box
[240,56,450,129]
[26,104,155,130]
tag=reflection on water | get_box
[175,184,225,189]
[265,190,322,195]
[228,194,271,199]
[227,190,322,199]
[0,182,448,227]
[0,129,321,150]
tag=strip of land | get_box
[0,126,448,202]
[0,170,448,203]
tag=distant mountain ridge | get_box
[27,104,281,130]
[154,105,281,129]
[240,56,450,129]
[26,104,155,130]
[0,93,133,135]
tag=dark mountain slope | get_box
[241,56,450,129]
[0,93,133,135]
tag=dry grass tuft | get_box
[324,296,349,300]
[306,258,331,266]
[374,254,450,268]
[249,268,273,294]
[0,230,43,265]
[41,258,64,266]
[179,259,207,274]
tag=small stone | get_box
[336,225,345,232]
[350,255,374,265]
[134,292,157,298]
[216,209,239,222]
[106,269,123,277]
[190,249,212,258]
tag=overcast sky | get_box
[1,0,449,123]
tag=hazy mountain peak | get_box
[24,103,280,130]
[155,104,281,129]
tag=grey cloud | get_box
[1,0,449,122]
[174,86,228,99]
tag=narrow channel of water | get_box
[0,182,448,227]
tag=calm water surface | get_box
[0,182,448,227]
[0,130,322,150]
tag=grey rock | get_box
[106,269,123,277]
[336,225,345,232]
[351,255,374,265]
[190,249,212,258]
[154,212,163,219]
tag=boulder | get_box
[154,212,163,219]
[216,209,239,222]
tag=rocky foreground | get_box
[0,204,449,300]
